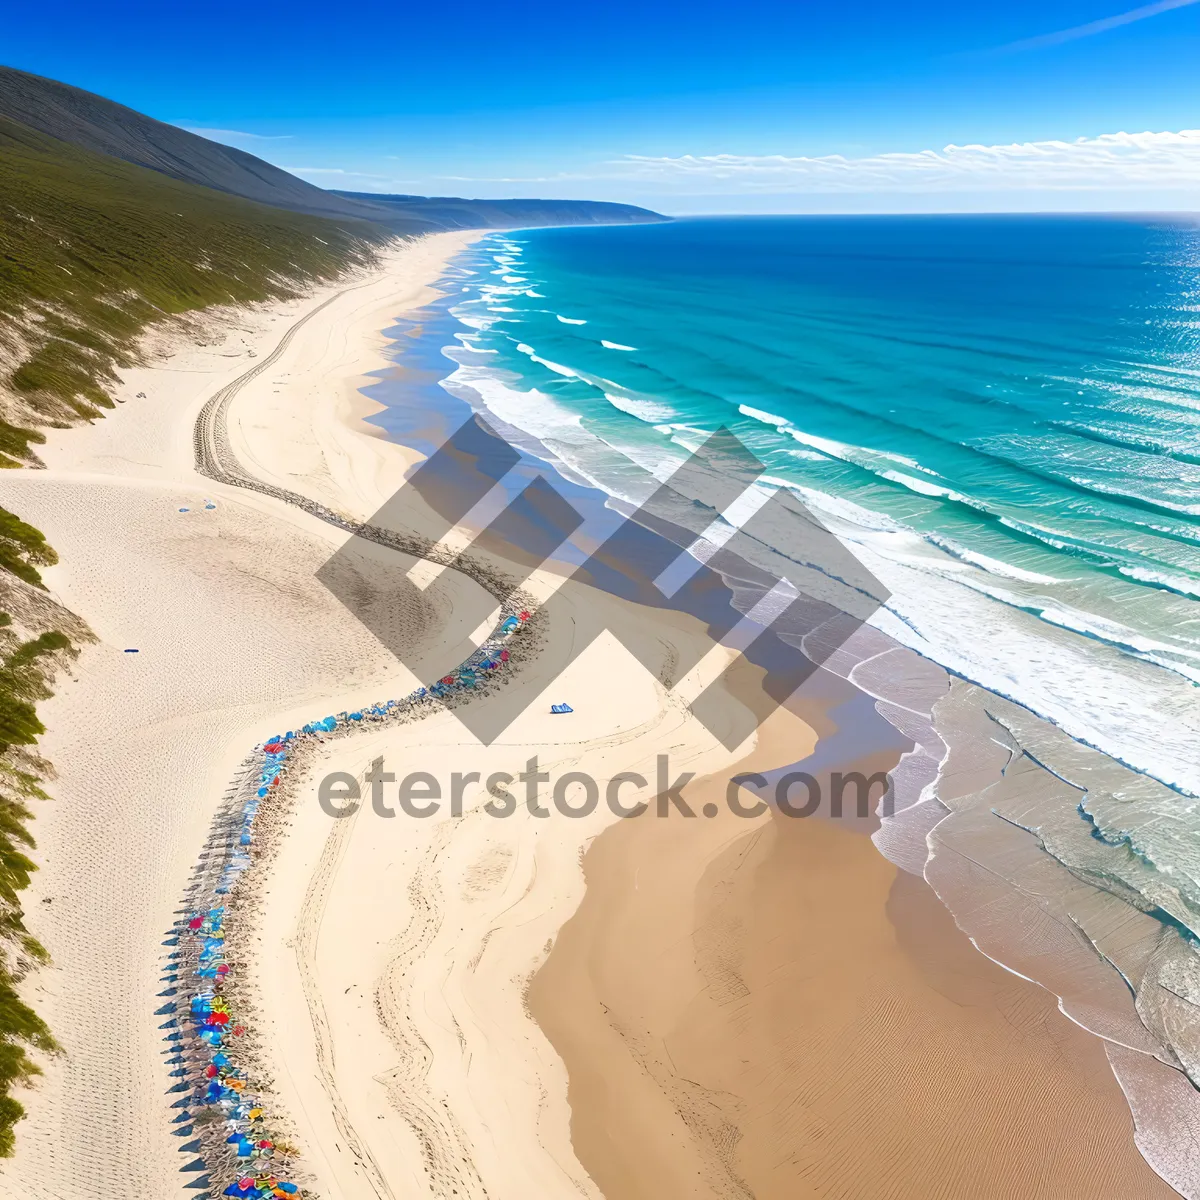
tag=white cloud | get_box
[281,166,392,180]
[179,126,292,141]
[431,172,597,184]
[279,167,415,192]
[620,130,1200,195]
[1000,0,1200,51]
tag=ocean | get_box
[359,213,1200,1194]
[387,214,1198,801]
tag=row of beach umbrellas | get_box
[176,609,532,1197]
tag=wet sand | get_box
[529,702,1178,1200]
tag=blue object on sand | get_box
[550,703,574,714]
[124,648,139,653]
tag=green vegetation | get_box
[0,502,87,1154]
[0,602,74,1156]
[0,502,75,1154]
[0,109,387,1154]
[0,112,385,463]
[0,506,57,588]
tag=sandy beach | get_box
[0,231,480,1198]
[529,729,1178,1200]
[0,224,1184,1200]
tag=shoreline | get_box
[184,229,1200,1199]
[230,230,1190,1199]
[528,715,1179,1200]
[405,228,1200,1198]
[437,228,1200,802]
[0,222,1191,1200]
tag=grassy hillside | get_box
[0,66,665,234]
[0,64,398,223]
[0,112,387,464]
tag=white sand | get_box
[252,592,746,1200]
[0,224,764,1200]
[0,231,486,1199]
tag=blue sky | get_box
[5,0,1200,212]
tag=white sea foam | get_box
[601,340,637,351]
[740,405,926,473]
[448,305,497,332]
[738,403,789,426]
[443,364,582,440]
[1032,604,1200,675]
[786,426,860,461]
[1070,475,1200,516]
[531,355,581,379]
[441,363,668,508]
[1119,564,1200,598]
[879,469,971,502]
[924,534,1063,584]
[603,392,677,423]
[996,515,1121,562]
[556,315,587,325]
[739,476,1200,794]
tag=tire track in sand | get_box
[185,264,541,1197]
[293,786,398,1200]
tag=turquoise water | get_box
[437,216,1200,792]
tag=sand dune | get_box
[0,233,479,1198]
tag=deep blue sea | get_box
[383,215,1200,794]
